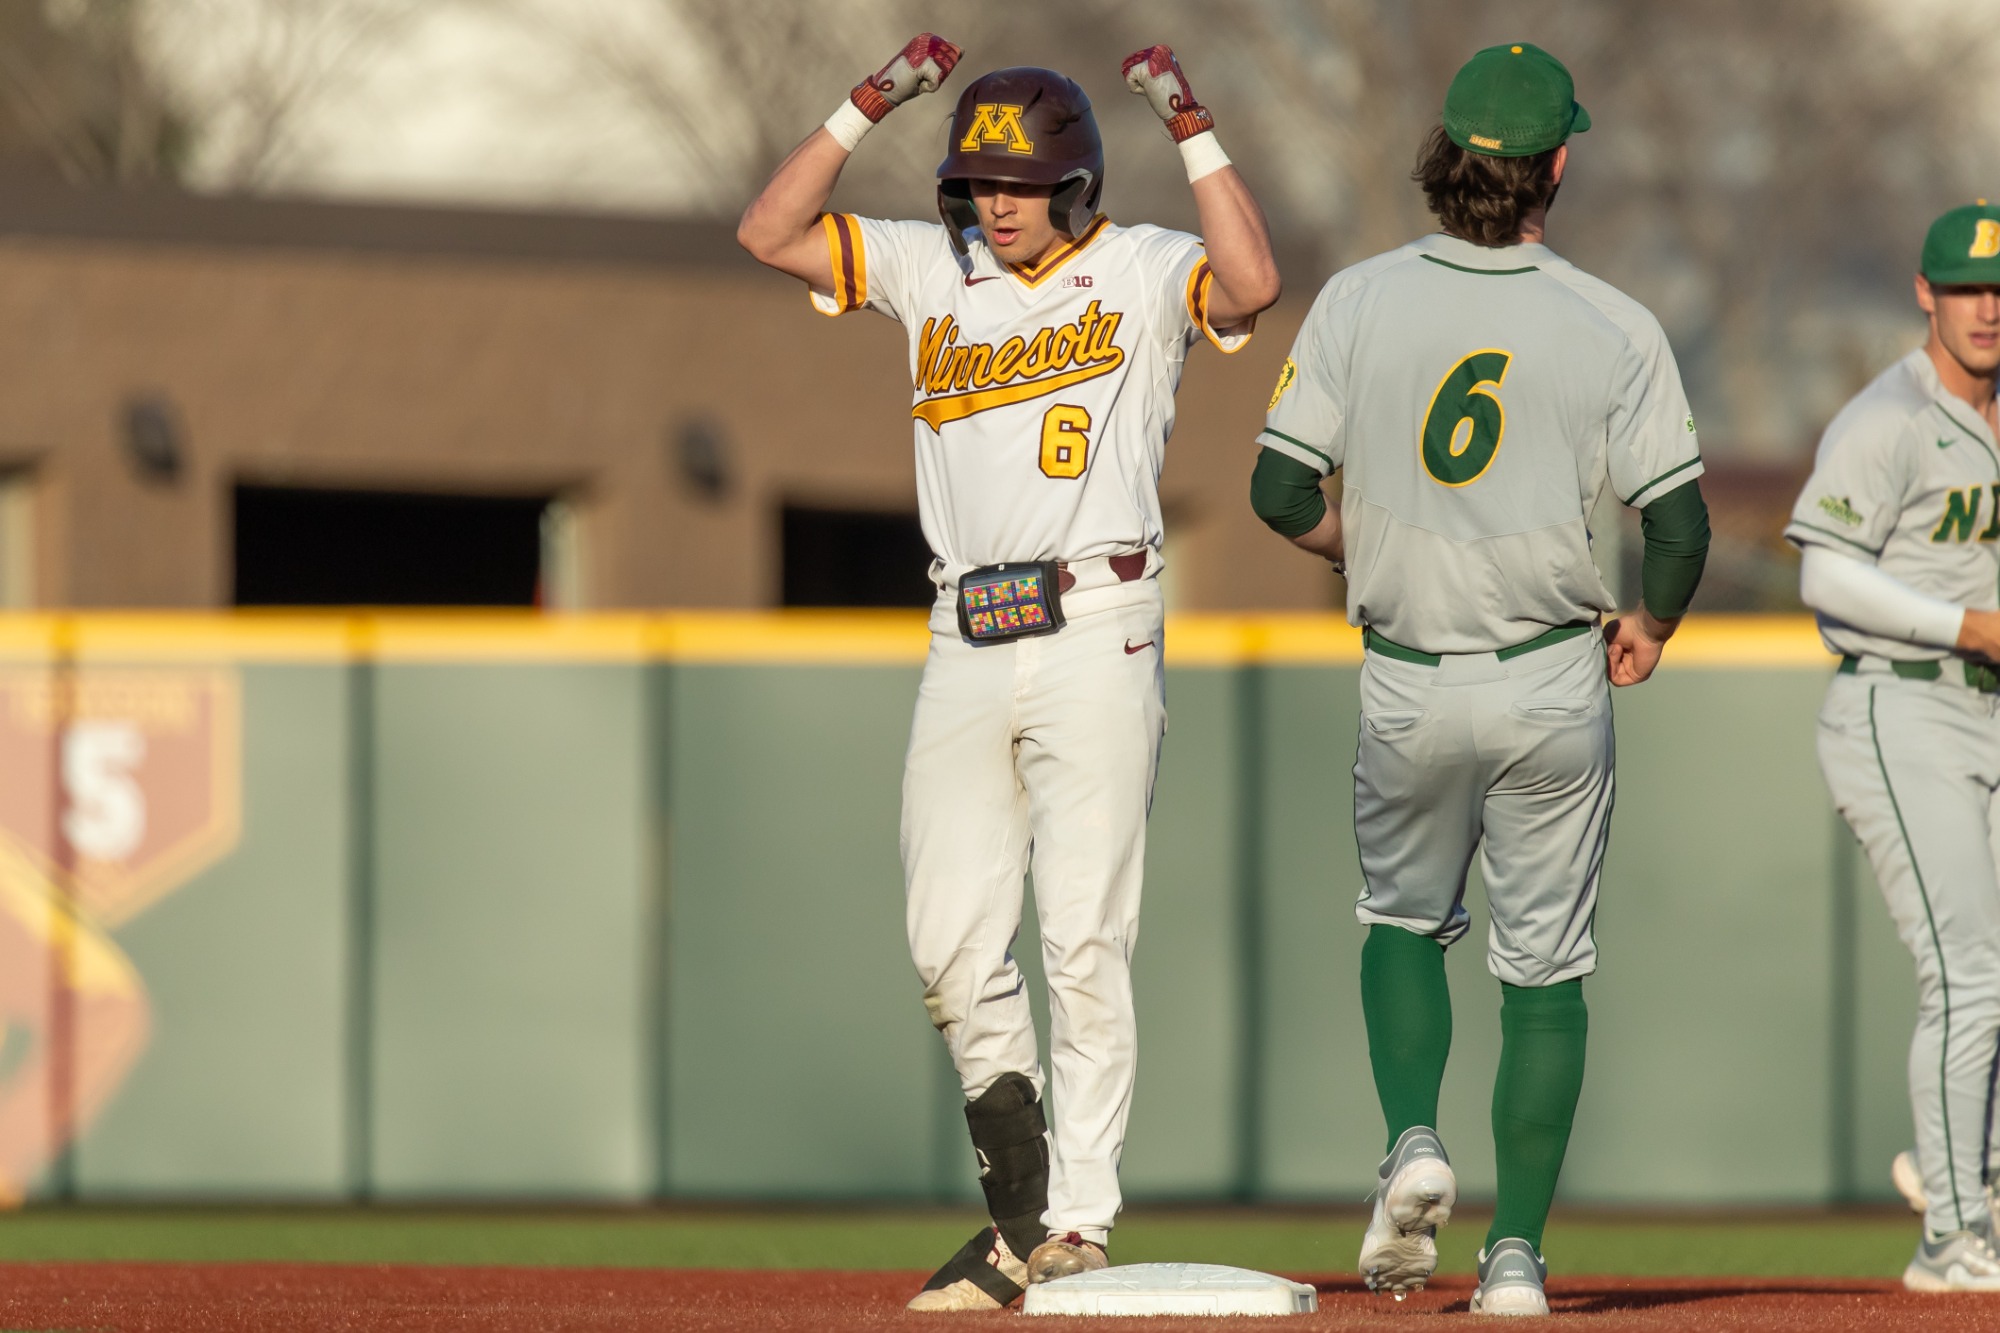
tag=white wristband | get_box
[823,99,875,153]
[1178,130,1231,182]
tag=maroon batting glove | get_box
[1122,45,1215,142]
[852,33,962,122]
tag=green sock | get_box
[1486,979,1588,1253]
[1360,924,1452,1154]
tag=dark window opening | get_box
[781,505,933,607]
[233,484,549,606]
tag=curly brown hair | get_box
[1412,125,1561,248]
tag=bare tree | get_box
[0,0,431,189]
[144,0,429,190]
[1211,0,1997,453]
[499,0,1994,456]
[492,0,1236,220]
[0,0,187,183]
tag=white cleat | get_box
[1892,1150,1927,1216]
[1471,1238,1550,1316]
[1904,1227,2000,1293]
[1027,1231,1109,1284]
[907,1226,1029,1311]
[1359,1125,1457,1298]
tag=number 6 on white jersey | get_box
[1422,349,1513,488]
[1041,403,1092,479]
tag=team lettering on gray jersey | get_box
[1785,348,2000,661]
[1260,232,1702,654]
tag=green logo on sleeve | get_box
[1817,495,1865,528]
[1686,414,1696,433]
[1268,358,1297,412]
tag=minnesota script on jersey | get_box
[1786,348,2000,661]
[1260,233,1702,654]
[811,213,1248,580]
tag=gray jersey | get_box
[1784,348,2000,661]
[1259,232,1702,654]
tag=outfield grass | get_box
[0,1206,1921,1279]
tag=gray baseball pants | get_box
[1352,627,1613,985]
[1819,668,2000,1238]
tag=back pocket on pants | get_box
[1363,708,1431,736]
[1509,698,1597,727]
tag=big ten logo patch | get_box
[1973,219,2000,260]
[0,669,241,926]
[1063,275,1094,288]
[959,103,1034,155]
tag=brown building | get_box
[0,181,1335,612]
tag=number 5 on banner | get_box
[62,720,147,862]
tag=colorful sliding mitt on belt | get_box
[957,562,1066,643]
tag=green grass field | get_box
[0,1207,1921,1279]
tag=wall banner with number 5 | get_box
[0,668,242,927]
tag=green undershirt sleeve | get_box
[1250,446,1328,539]
[1638,478,1710,621]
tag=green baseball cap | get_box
[1921,201,2000,285]
[1442,43,1590,158]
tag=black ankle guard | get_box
[966,1071,1050,1263]
[918,1226,1027,1307]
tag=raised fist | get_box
[1122,45,1214,142]
[851,33,962,123]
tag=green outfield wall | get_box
[0,613,1908,1207]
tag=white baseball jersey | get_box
[1785,348,2000,660]
[1259,232,1702,654]
[812,212,1248,580]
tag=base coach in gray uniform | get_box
[1790,202,2000,1292]
[1249,44,1710,1315]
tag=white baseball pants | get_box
[902,583,1166,1243]
[1819,670,2000,1239]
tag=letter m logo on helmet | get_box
[936,68,1105,257]
[959,103,1034,155]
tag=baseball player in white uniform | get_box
[1790,201,2000,1292]
[737,34,1279,1310]
[1250,45,1710,1315]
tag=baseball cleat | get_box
[1892,1150,1927,1215]
[1358,1125,1457,1297]
[1027,1231,1109,1283]
[1904,1226,2000,1292]
[1471,1237,1550,1316]
[907,1225,1029,1311]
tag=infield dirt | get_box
[0,1263,1989,1332]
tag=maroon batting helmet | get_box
[937,67,1104,255]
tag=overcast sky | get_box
[162,0,1993,222]
[163,0,721,212]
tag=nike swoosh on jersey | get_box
[963,274,1000,286]
[1938,438,1955,449]
[1124,639,1156,655]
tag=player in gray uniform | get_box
[1249,44,1710,1315]
[1789,201,2000,1292]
